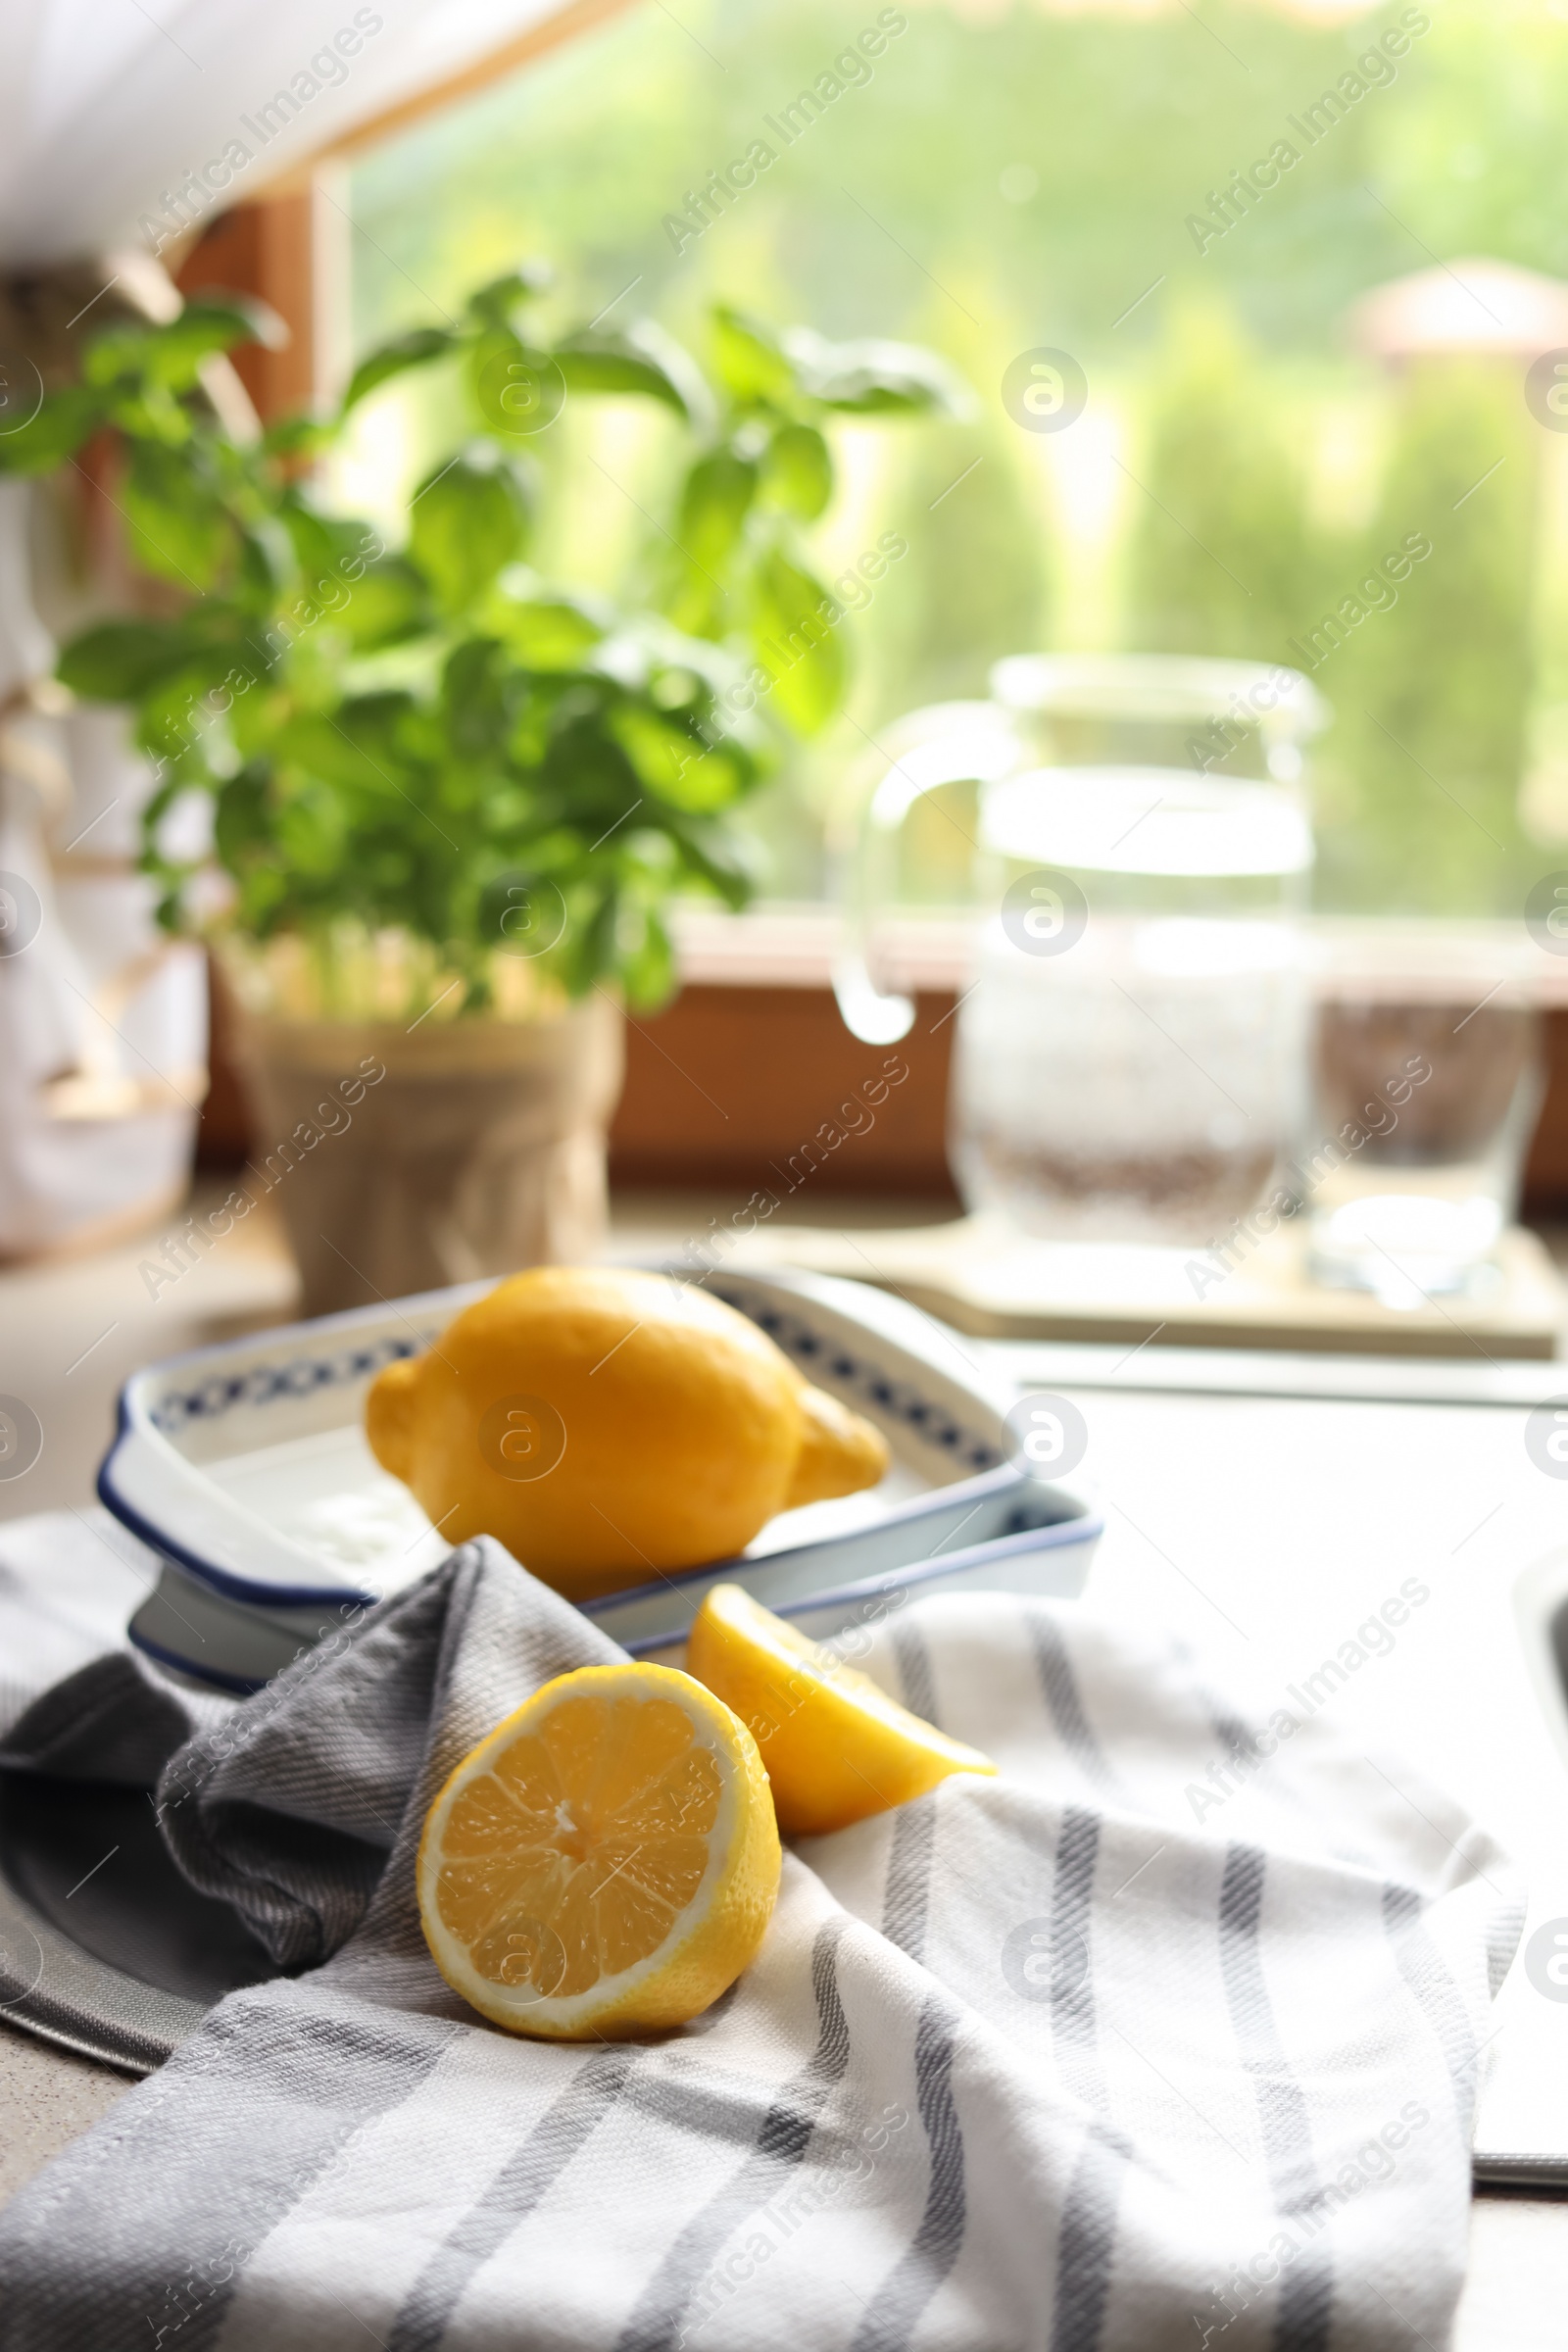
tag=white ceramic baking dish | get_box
[99,1264,1102,1690]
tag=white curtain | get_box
[0,0,585,269]
[0,0,598,1256]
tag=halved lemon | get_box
[417,1663,781,2039]
[685,1584,997,1838]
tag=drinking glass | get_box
[1307,926,1542,1301]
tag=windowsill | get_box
[669,904,968,992]
[671,905,1568,1003]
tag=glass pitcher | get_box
[834,655,1327,1245]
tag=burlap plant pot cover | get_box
[231,993,625,1314]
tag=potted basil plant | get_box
[41,272,963,1309]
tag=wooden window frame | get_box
[172,165,1568,1215]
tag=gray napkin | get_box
[0,1519,1525,2352]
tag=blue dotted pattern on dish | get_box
[146,1288,1003,1474]
[148,1334,423,1437]
[706,1280,1001,1474]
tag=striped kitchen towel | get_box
[0,1528,1522,2352]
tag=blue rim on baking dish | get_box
[98,1263,1103,1690]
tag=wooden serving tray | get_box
[728,1216,1565,1360]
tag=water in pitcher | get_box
[950,764,1312,1245]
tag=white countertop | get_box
[5,1190,1568,2342]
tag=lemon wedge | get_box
[686,1584,997,1838]
[417,1663,781,2039]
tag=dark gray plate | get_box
[0,1771,279,2075]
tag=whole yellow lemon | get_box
[365,1266,890,1600]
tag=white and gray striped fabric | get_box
[0,1517,1523,2352]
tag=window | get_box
[337,0,1568,917]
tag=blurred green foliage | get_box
[1122,303,1326,666]
[344,0,1568,913]
[1318,362,1540,909]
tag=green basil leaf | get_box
[236,522,293,611]
[783,329,969,416]
[333,558,429,649]
[441,637,514,760]
[131,662,235,761]
[214,764,273,869]
[261,415,333,461]
[340,325,456,415]
[541,712,642,816]
[464,265,552,330]
[610,705,705,802]
[277,495,374,579]
[750,547,847,735]
[409,450,531,613]
[559,885,620,995]
[122,440,233,588]
[57,620,190,702]
[0,386,102,477]
[477,863,561,954]
[612,704,756,814]
[102,379,191,446]
[276,694,416,790]
[147,300,277,388]
[710,307,796,406]
[677,448,758,571]
[81,324,155,391]
[493,591,606,670]
[274,779,347,878]
[553,322,710,426]
[466,329,565,440]
[85,300,270,395]
[760,421,832,518]
[663,811,757,906]
[666,447,760,639]
[619,906,676,1008]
